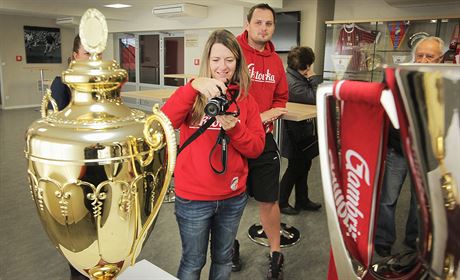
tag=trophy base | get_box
[88,264,120,280]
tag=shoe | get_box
[231,239,242,272]
[267,251,284,280]
[403,239,417,251]
[375,245,392,257]
[295,200,322,211]
[280,205,299,215]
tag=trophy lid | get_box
[62,8,127,93]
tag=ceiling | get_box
[0,0,283,20]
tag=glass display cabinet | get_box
[323,17,460,82]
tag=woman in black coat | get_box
[279,46,323,215]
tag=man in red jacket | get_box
[235,4,289,280]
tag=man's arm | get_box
[261,59,289,123]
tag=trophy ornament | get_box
[408,32,430,49]
[40,88,58,118]
[25,8,176,280]
[79,8,107,60]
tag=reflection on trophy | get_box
[316,64,459,279]
[24,9,176,279]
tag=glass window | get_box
[164,37,185,87]
[139,35,160,85]
[119,36,136,83]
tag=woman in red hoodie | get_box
[161,29,265,280]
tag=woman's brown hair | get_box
[189,29,250,125]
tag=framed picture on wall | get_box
[24,26,62,63]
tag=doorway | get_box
[117,32,185,90]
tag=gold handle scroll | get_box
[40,88,58,118]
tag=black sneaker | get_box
[375,245,392,257]
[280,205,300,215]
[295,200,322,211]
[232,239,242,272]
[267,251,284,280]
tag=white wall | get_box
[108,5,246,33]
[0,14,75,109]
[183,27,243,76]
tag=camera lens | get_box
[204,100,220,117]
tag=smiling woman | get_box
[160,28,265,280]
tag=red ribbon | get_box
[328,80,389,278]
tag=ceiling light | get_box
[104,3,132,9]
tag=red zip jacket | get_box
[236,31,288,131]
[161,82,265,201]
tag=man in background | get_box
[235,4,289,280]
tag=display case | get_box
[323,17,460,82]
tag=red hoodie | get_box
[161,82,265,201]
[236,30,289,131]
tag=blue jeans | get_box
[375,148,418,249]
[175,192,248,280]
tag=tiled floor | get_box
[0,108,412,280]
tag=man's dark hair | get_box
[287,46,315,70]
[72,35,81,54]
[247,3,276,23]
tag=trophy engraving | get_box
[25,8,176,279]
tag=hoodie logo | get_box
[190,115,241,129]
[230,177,238,191]
[247,63,275,84]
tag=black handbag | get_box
[285,118,319,159]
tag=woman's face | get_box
[209,43,236,83]
[73,45,91,61]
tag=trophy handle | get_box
[143,104,168,151]
[40,88,58,118]
[130,103,177,264]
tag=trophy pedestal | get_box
[119,260,178,280]
[247,223,300,247]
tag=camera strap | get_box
[177,116,216,155]
[209,128,230,174]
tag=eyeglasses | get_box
[415,53,442,62]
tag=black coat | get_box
[281,67,322,159]
[49,76,71,111]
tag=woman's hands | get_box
[191,77,228,99]
[216,115,238,131]
[192,78,237,131]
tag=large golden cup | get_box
[24,9,176,279]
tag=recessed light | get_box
[104,3,132,9]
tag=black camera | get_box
[204,95,230,117]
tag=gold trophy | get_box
[25,8,176,279]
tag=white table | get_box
[119,259,178,280]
